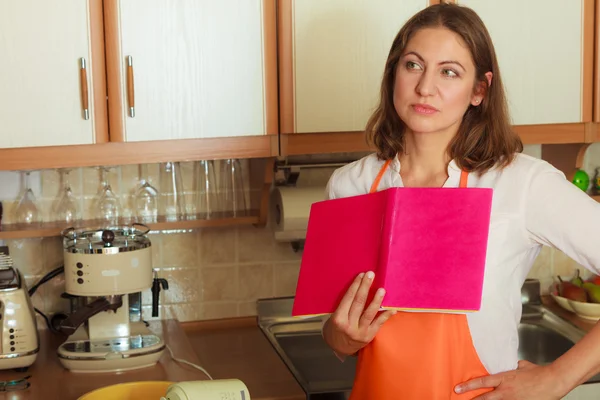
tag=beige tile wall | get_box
[1,159,320,328]
[1,145,597,327]
[5,226,302,326]
[527,246,586,295]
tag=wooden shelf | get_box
[0,123,595,171]
[280,131,373,156]
[279,122,594,156]
[0,135,278,172]
[0,211,260,240]
[515,123,589,144]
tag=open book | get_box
[291,186,493,317]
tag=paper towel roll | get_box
[270,186,326,242]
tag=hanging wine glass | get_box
[193,160,217,220]
[15,171,41,226]
[220,159,248,217]
[54,169,79,225]
[159,162,185,222]
[134,164,158,223]
[95,167,121,226]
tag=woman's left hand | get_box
[454,360,564,399]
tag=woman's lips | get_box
[412,104,439,115]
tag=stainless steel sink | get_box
[518,304,600,383]
[518,322,575,364]
[519,307,579,365]
[258,280,600,399]
[258,300,352,399]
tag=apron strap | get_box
[369,159,469,193]
[459,169,469,188]
[369,160,392,194]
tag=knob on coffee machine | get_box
[101,230,115,247]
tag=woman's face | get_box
[393,27,485,136]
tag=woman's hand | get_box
[454,360,564,399]
[322,271,396,356]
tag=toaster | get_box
[0,266,39,370]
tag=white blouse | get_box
[325,152,600,374]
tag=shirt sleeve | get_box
[525,162,600,275]
[325,169,339,201]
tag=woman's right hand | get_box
[323,271,397,356]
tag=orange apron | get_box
[349,160,492,399]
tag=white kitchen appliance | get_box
[161,379,251,400]
[57,224,165,373]
[0,264,39,370]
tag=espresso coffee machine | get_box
[57,224,165,373]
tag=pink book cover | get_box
[291,186,493,317]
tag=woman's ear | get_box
[471,71,493,106]
[484,71,492,87]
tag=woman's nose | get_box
[415,71,437,97]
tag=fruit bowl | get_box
[550,292,600,321]
[550,270,600,321]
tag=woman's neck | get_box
[398,131,452,188]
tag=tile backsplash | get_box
[2,144,599,327]
[0,159,325,328]
[6,226,303,326]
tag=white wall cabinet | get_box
[0,0,104,149]
[106,0,275,143]
[458,0,592,125]
[279,0,430,134]
[0,0,594,166]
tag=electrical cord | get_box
[166,344,213,380]
[29,268,213,379]
[27,266,65,333]
[34,307,54,332]
[28,266,64,297]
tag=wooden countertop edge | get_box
[181,316,307,400]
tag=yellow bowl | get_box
[78,381,173,400]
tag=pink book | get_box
[291,186,493,317]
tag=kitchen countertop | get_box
[181,317,305,400]
[2,297,587,400]
[0,320,208,400]
[0,318,304,400]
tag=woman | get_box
[322,3,600,399]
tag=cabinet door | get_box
[106,0,276,142]
[280,0,429,134]
[458,0,593,125]
[0,1,105,149]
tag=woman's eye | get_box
[442,68,458,78]
[406,61,422,70]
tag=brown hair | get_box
[366,3,522,173]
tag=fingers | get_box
[348,271,374,323]
[359,287,387,327]
[335,272,365,317]
[367,309,396,337]
[455,374,503,394]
